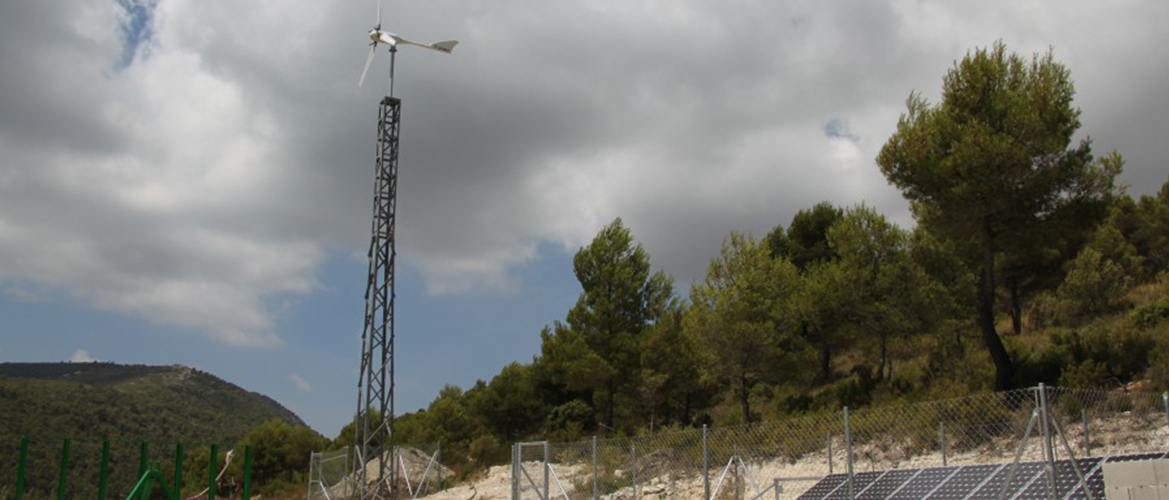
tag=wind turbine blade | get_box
[358,45,376,87]
[376,0,381,28]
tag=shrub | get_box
[1131,296,1169,329]
[828,365,878,409]
[1056,248,1133,324]
[1143,332,1169,391]
[1009,335,1071,387]
[468,435,508,468]
[1058,359,1110,389]
[1050,320,1155,383]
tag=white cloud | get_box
[289,373,312,392]
[1,0,1166,344]
[70,349,97,363]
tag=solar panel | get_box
[891,466,957,500]
[927,464,1003,500]
[967,461,1042,500]
[1031,458,1101,500]
[824,472,884,500]
[859,469,921,500]
[1066,459,1107,500]
[791,451,1165,500]
[797,474,848,500]
[1003,463,1049,500]
[1105,452,1166,463]
[856,471,892,498]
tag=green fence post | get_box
[173,442,185,500]
[242,445,253,500]
[15,436,28,500]
[99,439,111,500]
[208,443,218,500]
[56,438,70,500]
[139,441,149,478]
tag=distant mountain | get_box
[0,362,308,444]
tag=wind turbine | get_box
[358,0,458,94]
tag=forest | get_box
[349,43,1169,478]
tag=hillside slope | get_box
[0,362,307,443]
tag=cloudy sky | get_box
[0,1,1166,436]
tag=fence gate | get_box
[513,441,550,500]
[307,447,352,500]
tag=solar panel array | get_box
[795,452,1167,500]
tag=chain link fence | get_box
[511,386,1169,500]
[308,443,448,500]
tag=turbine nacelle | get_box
[368,29,397,47]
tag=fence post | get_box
[438,442,444,492]
[827,433,833,475]
[632,445,638,500]
[544,441,550,500]
[56,438,69,500]
[173,442,185,500]
[307,451,316,500]
[703,424,710,500]
[592,436,599,500]
[1038,384,1057,500]
[243,444,253,500]
[16,436,28,500]
[734,443,741,500]
[511,443,517,500]
[1162,392,1168,429]
[208,443,218,500]
[940,421,948,466]
[775,479,782,500]
[845,407,854,500]
[139,440,149,479]
[98,440,111,500]
[1082,409,1090,457]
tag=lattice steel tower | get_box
[354,95,401,500]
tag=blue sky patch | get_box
[117,0,154,69]
[824,118,860,142]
